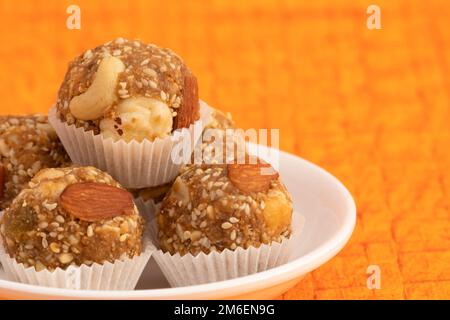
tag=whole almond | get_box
[173,67,199,129]
[60,182,134,222]
[227,161,279,193]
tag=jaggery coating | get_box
[0,115,70,210]
[157,164,293,256]
[183,107,237,171]
[56,38,199,142]
[0,166,144,271]
[205,108,235,131]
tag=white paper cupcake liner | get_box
[0,237,155,290]
[134,196,161,224]
[48,101,212,188]
[151,211,304,287]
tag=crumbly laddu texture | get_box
[199,108,239,165]
[0,115,71,210]
[56,38,199,142]
[0,166,144,271]
[157,164,293,256]
[205,108,235,131]
[182,108,237,172]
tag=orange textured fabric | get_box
[0,0,449,299]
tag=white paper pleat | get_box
[0,239,155,290]
[48,101,211,188]
[150,212,303,287]
[134,197,161,225]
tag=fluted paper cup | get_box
[48,101,211,188]
[151,211,304,287]
[0,237,155,290]
[134,196,161,225]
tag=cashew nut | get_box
[99,96,173,142]
[263,189,292,237]
[69,56,125,120]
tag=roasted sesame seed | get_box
[221,222,232,230]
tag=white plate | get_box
[0,145,356,299]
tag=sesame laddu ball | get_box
[181,107,236,173]
[0,166,144,271]
[157,159,293,256]
[199,107,237,162]
[56,38,199,142]
[0,114,71,210]
[205,107,235,131]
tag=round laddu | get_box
[56,38,200,142]
[0,166,144,271]
[157,161,293,256]
[0,114,71,210]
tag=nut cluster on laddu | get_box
[0,38,295,290]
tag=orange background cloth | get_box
[0,0,449,299]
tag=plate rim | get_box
[0,147,356,299]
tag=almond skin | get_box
[227,161,279,193]
[60,182,135,222]
[173,67,199,129]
